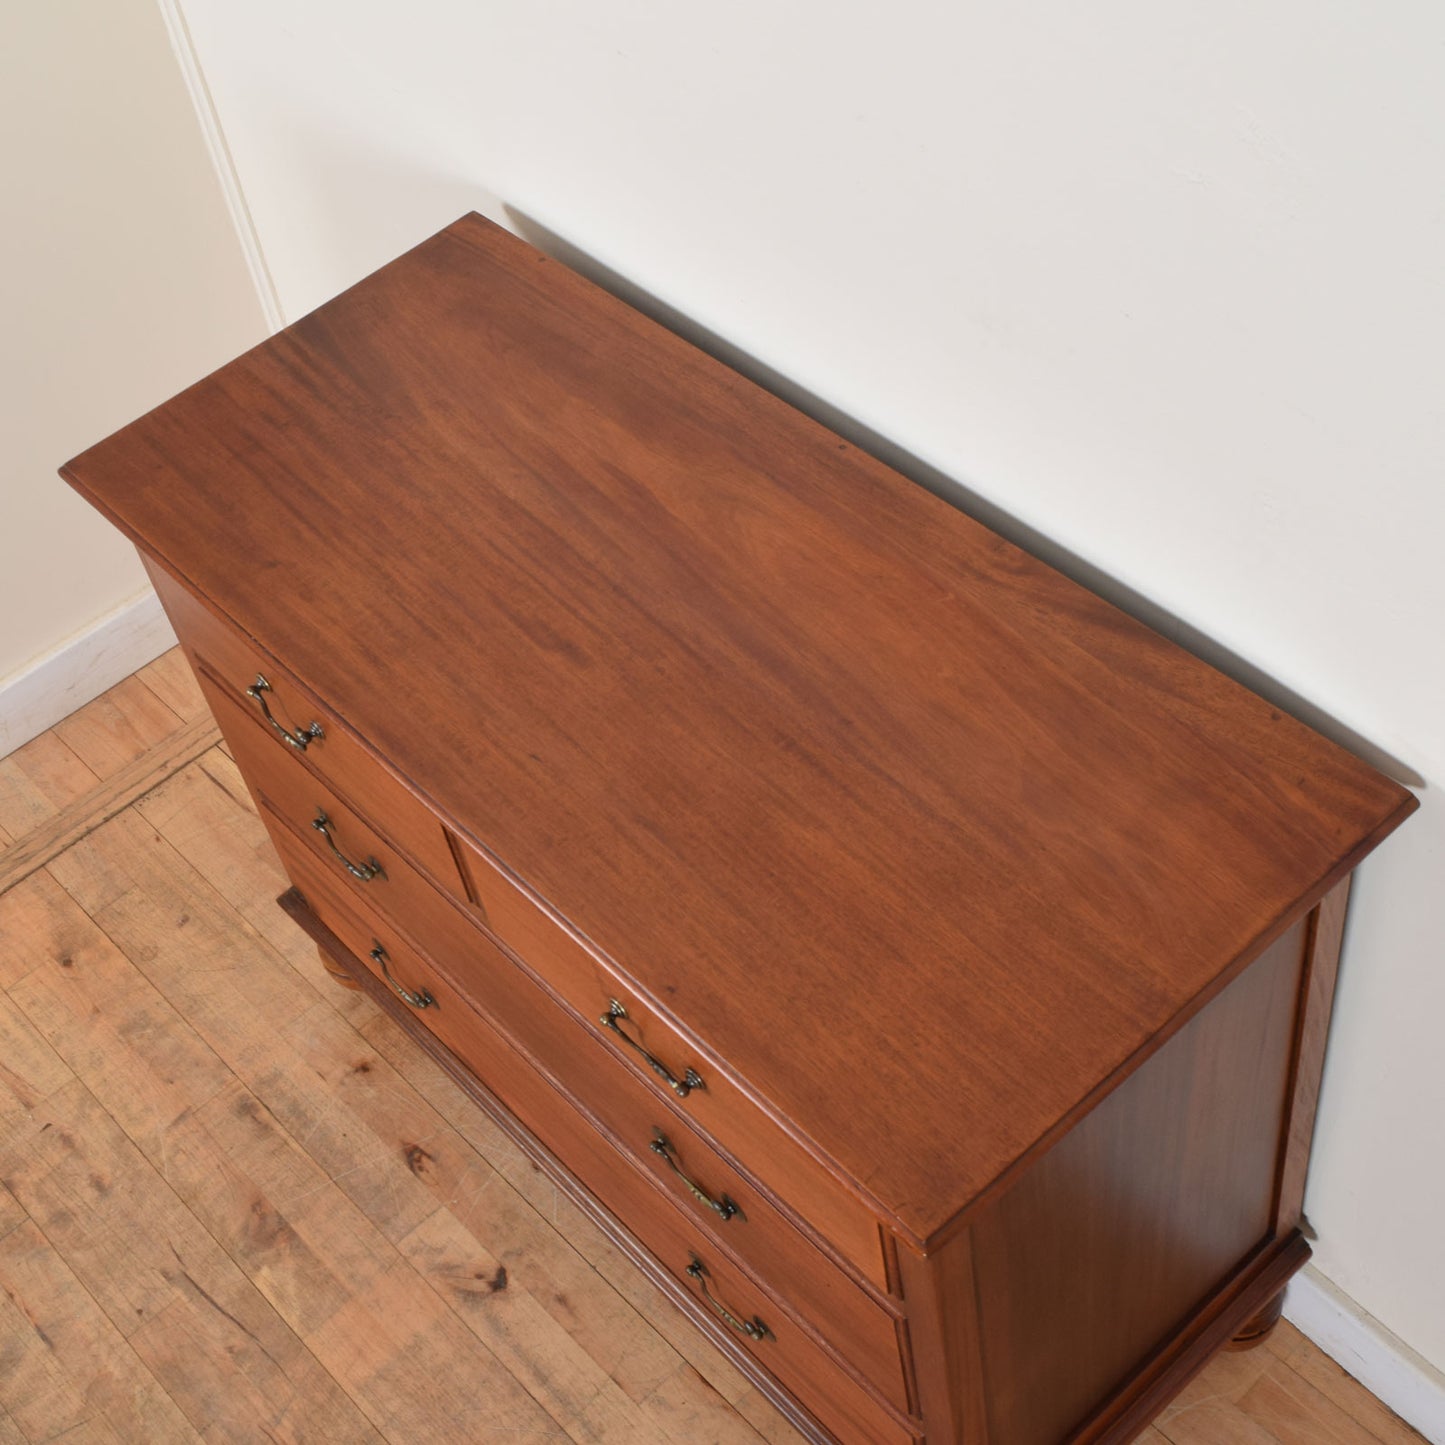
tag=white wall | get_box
[0,0,265,732]
[175,0,1445,1383]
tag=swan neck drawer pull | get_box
[650,1130,743,1221]
[245,675,324,750]
[599,999,704,1098]
[685,1257,772,1342]
[369,943,434,1010]
[311,809,385,882]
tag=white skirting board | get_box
[0,590,177,758]
[1286,1266,1445,1443]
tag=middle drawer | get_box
[267,812,910,1414]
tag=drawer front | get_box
[451,831,890,1295]
[151,561,466,900]
[205,676,466,931]
[280,862,917,1445]
[272,821,910,1412]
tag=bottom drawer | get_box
[278,843,919,1445]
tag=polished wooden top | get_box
[64,213,1414,1244]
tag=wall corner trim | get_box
[0,590,177,759]
[155,0,284,333]
[1286,1266,1445,1444]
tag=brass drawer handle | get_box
[650,1130,744,1222]
[599,999,703,1098]
[369,943,434,1010]
[311,809,385,882]
[685,1256,772,1343]
[246,674,324,751]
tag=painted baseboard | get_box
[0,590,177,758]
[1286,1266,1445,1443]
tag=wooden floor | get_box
[0,652,1427,1445]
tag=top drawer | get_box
[148,559,468,902]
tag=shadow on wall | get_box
[507,204,1423,792]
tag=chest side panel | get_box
[967,919,1306,1445]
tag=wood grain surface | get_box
[969,922,1307,1445]
[61,213,1416,1247]
[0,661,1423,1444]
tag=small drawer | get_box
[150,561,467,902]
[274,819,521,1082]
[273,825,910,1411]
[281,866,918,1445]
[450,830,891,1296]
[209,679,466,929]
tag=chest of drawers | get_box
[63,213,1415,1444]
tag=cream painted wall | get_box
[0,0,265,687]
[175,0,1445,1377]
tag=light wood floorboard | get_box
[0,652,1428,1445]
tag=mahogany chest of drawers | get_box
[63,213,1415,1444]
